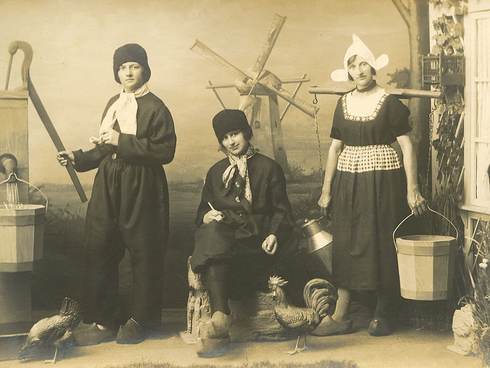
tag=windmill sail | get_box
[259,80,318,118]
[251,14,286,77]
[190,40,249,80]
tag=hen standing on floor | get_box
[18,297,81,363]
[317,34,427,337]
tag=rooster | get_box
[18,297,81,363]
[268,275,337,354]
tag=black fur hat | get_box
[113,43,151,83]
[212,109,252,143]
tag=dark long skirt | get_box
[331,167,410,291]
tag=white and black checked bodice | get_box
[330,91,411,173]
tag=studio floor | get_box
[0,309,481,368]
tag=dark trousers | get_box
[82,159,168,330]
[82,231,164,330]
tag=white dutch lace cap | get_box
[330,34,389,82]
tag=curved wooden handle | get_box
[7,40,33,90]
[28,81,88,203]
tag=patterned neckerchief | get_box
[222,144,256,204]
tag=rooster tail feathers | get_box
[59,297,80,317]
[303,278,337,319]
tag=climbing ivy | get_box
[428,0,466,237]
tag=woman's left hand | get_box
[262,234,278,255]
[407,188,428,216]
[100,129,120,146]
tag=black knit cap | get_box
[212,109,252,143]
[113,43,151,83]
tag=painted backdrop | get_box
[0,0,409,185]
[0,0,410,309]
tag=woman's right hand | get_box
[203,209,225,224]
[318,192,332,216]
[56,151,75,167]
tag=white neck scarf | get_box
[222,145,256,204]
[99,83,150,135]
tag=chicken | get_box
[18,297,81,363]
[268,275,337,354]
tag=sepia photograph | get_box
[0,0,488,367]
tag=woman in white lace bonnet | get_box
[317,35,427,336]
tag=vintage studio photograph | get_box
[0,0,488,367]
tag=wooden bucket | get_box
[0,174,47,272]
[393,207,458,301]
[0,204,45,272]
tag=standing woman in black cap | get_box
[190,109,296,357]
[57,43,176,344]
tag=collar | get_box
[121,83,150,98]
[226,144,256,162]
[355,80,377,93]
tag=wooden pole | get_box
[269,94,289,174]
[28,80,87,203]
[208,81,226,109]
[280,73,307,122]
[308,86,441,99]
[204,78,310,89]
[7,40,87,203]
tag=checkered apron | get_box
[337,144,401,173]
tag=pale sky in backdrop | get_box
[0,0,409,186]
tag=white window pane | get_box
[476,18,490,138]
[477,18,490,79]
[476,82,490,137]
[475,142,490,202]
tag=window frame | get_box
[463,7,490,213]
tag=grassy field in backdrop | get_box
[31,171,322,311]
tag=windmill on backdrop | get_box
[191,14,318,173]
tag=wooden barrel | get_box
[0,204,45,272]
[395,234,457,300]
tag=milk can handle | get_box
[0,173,49,212]
[392,206,459,252]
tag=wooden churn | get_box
[393,207,458,301]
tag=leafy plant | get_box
[387,68,411,88]
[466,221,490,362]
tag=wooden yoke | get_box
[7,41,87,203]
[309,86,441,99]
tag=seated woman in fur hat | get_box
[57,43,176,344]
[190,109,297,356]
